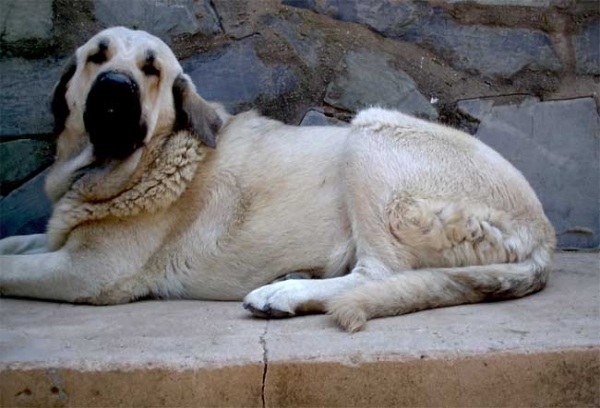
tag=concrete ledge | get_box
[1,252,599,407]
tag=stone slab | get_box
[299,109,347,126]
[0,168,52,239]
[575,22,600,76]
[458,97,600,249]
[0,0,53,43]
[93,0,221,42]
[181,37,297,113]
[0,139,54,195]
[0,252,598,407]
[284,1,562,78]
[324,48,438,120]
[0,58,67,138]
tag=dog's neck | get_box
[46,131,208,250]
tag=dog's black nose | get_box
[84,70,146,159]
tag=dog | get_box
[0,27,556,331]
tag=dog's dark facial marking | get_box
[172,74,221,148]
[87,39,110,65]
[141,50,160,77]
[51,55,77,134]
[83,70,146,159]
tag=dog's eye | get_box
[87,52,107,65]
[142,64,160,77]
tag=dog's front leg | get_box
[0,234,48,255]
[243,258,394,318]
[0,250,100,302]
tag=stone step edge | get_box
[1,347,598,407]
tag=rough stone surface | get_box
[325,49,438,120]
[0,168,52,239]
[0,252,598,407]
[0,140,53,195]
[401,16,562,78]
[575,22,600,76]
[0,1,597,247]
[264,15,326,69]
[458,97,600,249]
[299,109,346,126]
[0,58,66,137]
[0,0,53,43]
[211,0,281,40]
[447,0,558,4]
[93,0,222,42]
[181,36,297,113]
[284,1,562,78]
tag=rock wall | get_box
[0,0,598,248]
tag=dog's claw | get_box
[243,302,293,318]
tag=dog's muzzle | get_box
[84,71,147,159]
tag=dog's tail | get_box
[328,245,553,332]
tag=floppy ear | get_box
[172,74,221,148]
[51,55,77,135]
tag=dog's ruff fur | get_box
[0,27,556,331]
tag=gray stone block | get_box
[0,168,52,239]
[324,48,438,120]
[284,1,561,78]
[299,110,346,126]
[575,23,600,76]
[0,139,54,195]
[93,0,221,42]
[180,37,297,113]
[0,0,53,42]
[446,0,557,5]
[0,58,66,137]
[458,97,600,249]
[265,17,325,69]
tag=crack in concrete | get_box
[259,320,269,408]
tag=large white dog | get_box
[0,27,556,331]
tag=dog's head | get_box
[53,27,221,157]
[47,27,222,201]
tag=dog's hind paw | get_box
[328,300,368,333]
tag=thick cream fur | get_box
[0,28,556,331]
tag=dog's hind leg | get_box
[328,249,552,332]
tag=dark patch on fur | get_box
[51,55,77,135]
[86,38,109,64]
[172,74,221,148]
[142,50,160,76]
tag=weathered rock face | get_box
[324,48,438,120]
[300,109,347,126]
[0,0,53,43]
[0,169,52,239]
[181,36,298,113]
[0,58,67,137]
[458,97,600,249]
[575,23,600,75]
[94,0,222,42]
[0,0,598,248]
[284,0,563,78]
[0,140,53,196]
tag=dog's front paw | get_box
[244,279,323,318]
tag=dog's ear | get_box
[172,74,221,148]
[51,55,77,135]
